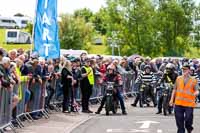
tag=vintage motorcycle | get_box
[160,82,173,115]
[140,82,155,107]
[105,82,119,116]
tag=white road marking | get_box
[157,129,163,133]
[136,121,159,129]
[106,129,149,132]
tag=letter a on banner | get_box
[33,0,60,59]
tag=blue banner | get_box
[33,0,60,59]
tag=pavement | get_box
[4,104,98,133]
[16,113,95,133]
[4,99,200,133]
[71,100,200,133]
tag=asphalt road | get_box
[71,102,200,133]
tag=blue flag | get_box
[33,0,60,59]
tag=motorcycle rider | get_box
[131,65,156,107]
[156,63,178,115]
[95,64,127,115]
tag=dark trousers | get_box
[145,87,156,106]
[97,90,126,112]
[62,86,73,112]
[116,90,125,111]
[46,86,55,107]
[174,105,194,133]
[133,85,155,107]
[133,91,143,107]
[157,93,172,113]
[81,85,93,111]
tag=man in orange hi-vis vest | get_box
[169,62,199,133]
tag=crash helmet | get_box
[166,63,174,69]
[144,65,151,70]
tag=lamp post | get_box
[108,31,121,56]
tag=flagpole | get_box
[31,0,39,56]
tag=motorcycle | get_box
[140,82,154,107]
[105,82,119,116]
[160,83,173,115]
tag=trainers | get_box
[95,111,100,114]
[156,111,162,114]
[122,111,127,115]
[131,104,136,107]
[63,110,70,113]
[82,110,93,113]
[82,110,88,113]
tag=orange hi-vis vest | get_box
[175,76,198,108]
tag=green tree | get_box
[192,4,200,48]
[74,8,93,22]
[91,8,108,35]
[59,14,94,50]
[156,0,194,56]
[104,0,159,56]
[26,22,33,35]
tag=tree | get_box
[156,0,194,56]
[192,4,200,48]
[91,8,108,35]
[74,8,93,22]
[26,23,33,35]
[104,0,159,56]
[59,14,94,50]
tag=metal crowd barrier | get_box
[0,71,136,132]
[0,86,16,133]
[0,79,50,132]
[16,81,33,125]
[121,72,136,97]
[46,72,136,111]
[47,79,63,112]
[27,81,49,119]
[89,72,136,103]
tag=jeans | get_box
[116,90,125,111]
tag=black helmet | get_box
[182,62,190,69]
[144,65,151,70]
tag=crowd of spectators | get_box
[0,47,200,127]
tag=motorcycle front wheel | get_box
[105,96,112,115]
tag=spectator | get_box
[0,49,4,62]
[61,60,74,113]
[80,58,94,113]
[8,49,18,62]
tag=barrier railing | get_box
[0,72,136,132]
[0,86,16,133]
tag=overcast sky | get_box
[0,0,106,17]
[0,0,199,18]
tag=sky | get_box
[0,0,106,17]
[0,0,200,18]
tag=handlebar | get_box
[102,82,122,87]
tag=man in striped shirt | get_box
[131,65,156,107]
